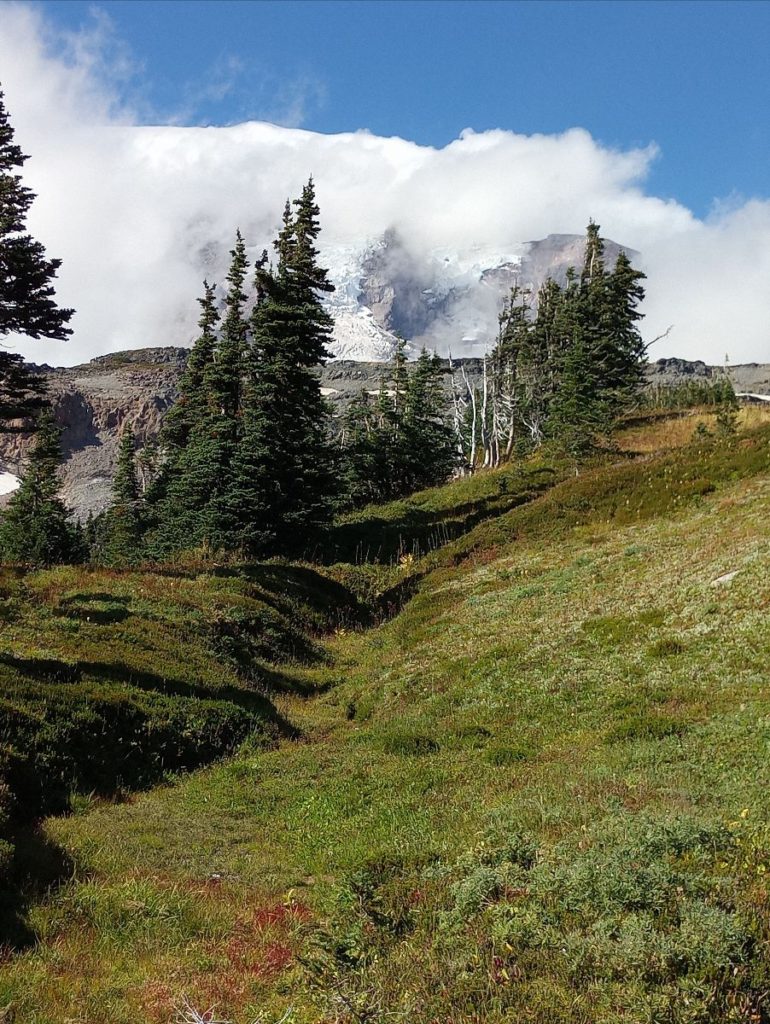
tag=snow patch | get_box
[319,240,527,362]
[322,242,400,361]
[0,472,20,496]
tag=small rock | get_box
[711,570,739,587]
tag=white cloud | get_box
[0,3,768,366]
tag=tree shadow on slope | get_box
[0,652,308,711]
[314,465,560,565]
[55,592,132,625]
[0,826,74,951]
[211,562,374,629]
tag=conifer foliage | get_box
[454,222,649,464]
[229,180,338,553]
[100,424,143,565]
[145,179,339,558]
[340,340,457,505]
[0,86,73,428]
[0,410,80,565]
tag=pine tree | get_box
[0,410,78,565]
[339,389,383,506]
[148,237,250,557]
[101,425,143,564]
[207,232,249,419]
[604,249,648,409]
[340,346,456,505]
[547,225,647,453]
[0,87,73,428]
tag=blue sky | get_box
[3,0,770,364]
[34,0,770,218]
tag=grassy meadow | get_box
[1,410,770,1022]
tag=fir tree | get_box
[0,87,73,427]
[340,346,456,505]
[339,389,384,506]
[403,347,457,489]
[0,410,78,565]
[228,180,337,555]
[161,281,219,451]
[547,225,647,452]
[101,425,143,564]
[604,249,648,408]
[148,240,250,557]
[207,233,249,419]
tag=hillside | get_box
[1,416,770,1022]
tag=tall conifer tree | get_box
[162,281,219,451]
[229,180,337,555]
[0,87,73,427]
[101,425,142,565]
[0,410,78,565]
[147,280,222,554]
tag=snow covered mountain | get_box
[321,230,635,361]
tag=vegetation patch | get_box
[606,710,689,744]
[648,636,687,657]
[380,728,440,757]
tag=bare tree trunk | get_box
[481,354,492,468]
[449,352,470,474]
[459,362,479,471]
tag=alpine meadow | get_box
[2,5,770,1023]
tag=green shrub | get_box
[606,712,687,744]
[381,729,439,756]
[648,636,686,657]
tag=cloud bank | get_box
[1,3,768,366]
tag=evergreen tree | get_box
[714,376,739,437]
[603,250,648,408]
[547,225,647,452]
[161,281,219,451]
[339,389,383,506]
[402,347,457,488]
[207,232,249,419]
[340,346,456,505]
[148,241,249,557]
[101,425,143,564]
[0,410,78,565]
[228,180,338,555]
[0,87,73,427]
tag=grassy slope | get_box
[2,423,770,1021]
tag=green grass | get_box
[2,425,770,1022]
[317,457,568,563]
[0,560,379,949]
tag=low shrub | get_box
[606,711,687,744]
[648,636,686,657]
[381,729,440,757]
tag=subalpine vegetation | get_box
[3,79,770,1024]
[2,422,770,1023]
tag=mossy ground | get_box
[2,420,770,1022]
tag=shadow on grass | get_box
[78,658,315,709]
[56,592,132,625]
[0,826,74,951]
[0,651,313,708]
[0,652,81,683]
[212,562,374,627]
[313,466,559,565]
